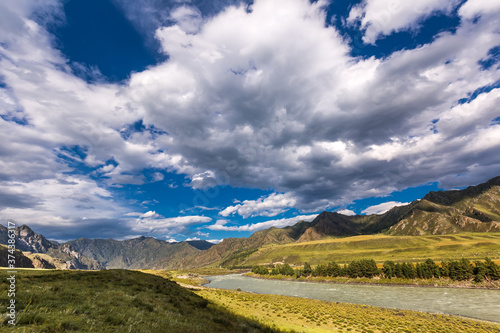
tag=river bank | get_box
[195,286,500,332]
[203,273,500,323]
[244,272,500,289]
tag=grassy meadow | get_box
[243,233,500,266]
[195,288,500,333]
[0,269,279,332]
[1,268,499,332]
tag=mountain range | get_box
[1,176,499,270]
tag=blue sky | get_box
[1,0,499,243]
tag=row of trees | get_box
[251,258,500,282]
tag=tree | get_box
[303,262,312,276]
[485,257,500,280]
[401,262,416,279]
[394,263,403,278]
[280,263,295,276]
[423,259,440,278]
[361,259,379,278]
[474,261,486,283]
[326,261,341,277]
[383,261,395,279]
[449,259,473,281]
[251,265,269,275]
[347,260,362,278]
[313,264,324,277]
[294,268,304,278]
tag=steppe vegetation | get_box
[196,288,500,333]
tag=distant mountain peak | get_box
[186,240,215,251]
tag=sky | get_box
[1,0,499,243]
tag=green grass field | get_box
[243,233,500,266]
[0,269,279,332]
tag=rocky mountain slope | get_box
[0,225,103,269]
[65,236,208,269]
[0,224,214,270]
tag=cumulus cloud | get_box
[361,201,409,215]
[336,209,356,216]
[170,5,203,34]
[219,193,297,218]
[127,0,500,214]
[348,0,461,44]
[206,214,318,232]
[139,211,161,219]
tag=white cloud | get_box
[152,172,165,182]
[207,239,223,244]
[336,209,356,216]
[348,0,460,44]
[361,201,409,215]
[219,193,297,218]
[170,6,203,34]
[459,0,500,19]
[185,237,201,241]
[132,214,212,235]
[206,214,318,232]
[0,175,121,224]
[195,231,210,237]
[140,211,160,219]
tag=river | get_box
[204,274,500,323]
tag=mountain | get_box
[186,240,215,250]
[0,224,57,253]
[0,225,103,270]
[182,220,314,268]
[1,176,499,270]
[388,176,500,235]
[65,237,203,269]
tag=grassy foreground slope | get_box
[243,233,500,266]
[196,289,500,333]
[0,269,279,332]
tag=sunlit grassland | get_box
[196,288,500,333]
[244,233,500,266]
[0,269,280,332]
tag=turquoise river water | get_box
[204,274,500,323]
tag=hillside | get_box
[389,176,500,235]
[0,245,35,268]
[183,220,313,268]
[242,233,500,266]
